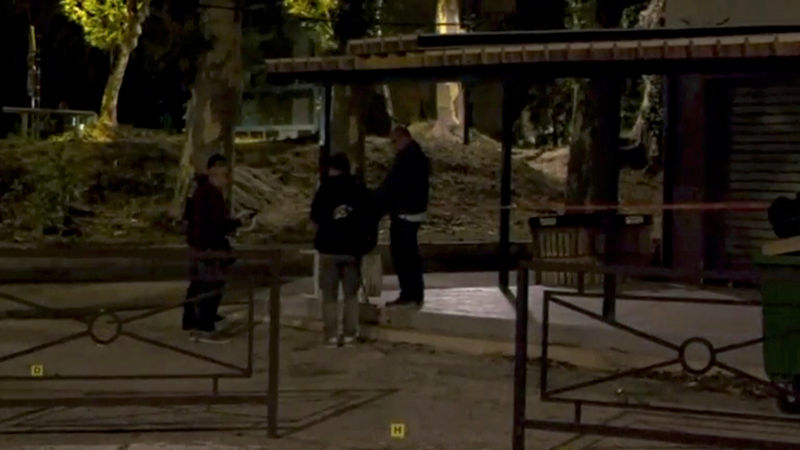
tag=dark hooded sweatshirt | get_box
[311,174,372,256]
[186,176,240,251]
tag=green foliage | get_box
[566,0,650,29]
[242,28,268,69]
[0,147,30,224]
[136,0,208,86]
[331,0,378,48]
[28,143,83,233]
[528,0,657,147]
[565,0,595,29]
[60,0,141,50]
[284,0,339,20]
[283,0,379,52]
[283,0,339,50]
[522,80,576,148]
[621,1,648,28]
[243,1,292,57]
[620,78,645,131]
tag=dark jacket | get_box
[311,174,373,256]
[377,140,430,217]
[186,176,240,251]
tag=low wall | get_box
[0,242,531,283]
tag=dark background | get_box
[0,0,293,136]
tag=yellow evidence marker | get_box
[390,423,406,439]
[30,364,44,377]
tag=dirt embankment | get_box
[235,122,564,244]
[0,123,660,246]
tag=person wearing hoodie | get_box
[182,154,241,343]
[311,153,372,347]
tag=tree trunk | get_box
[629,0,666,172]
[326,0,374,184]
[99,46,132,127]
[382,84,395,124]
[432,0,462,138]
[565,0,627,206]
[98,0,150,127]
[331,85,368,181]
[566,78,623,205]
[375,0,395,125]
[171,0,242,217]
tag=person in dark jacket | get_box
[311,153,371,347]
[182,154,241,343]
[378,126,430,307]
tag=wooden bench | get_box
[2,106,97,138]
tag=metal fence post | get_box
[541,290,550,398]
[268,251,282,438]
[602,213,617,320]
[513,266,530,450]
[499,82,514,290]
[602,272,617,320]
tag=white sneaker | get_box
[342,336,357,347]
[324,337,339,348]
[215,318,233,331]
[194,331,230,344]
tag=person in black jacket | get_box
[378,126,430,307]
[182,154,242,343]
[311,153,371,347]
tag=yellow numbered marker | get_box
[390,423,406,439]
[30,364,44,377]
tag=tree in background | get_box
[329,0,378,178]
[283,0,378,52]
[628,0,666,173]
[565,0,653,206]
[125,0,207,130]
[283,0,378,177]
[172,0,242,217]
[511,0,568,148]
[61,0,152,128]
[284,0,339,50]
[431,0,462,138]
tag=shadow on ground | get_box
[0,388,397,438]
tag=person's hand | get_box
[236,211,258,234]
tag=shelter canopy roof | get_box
[264,26,800,83]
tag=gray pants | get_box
[319,254,360,340]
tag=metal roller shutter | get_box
[726,79,800,260]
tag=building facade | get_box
[665,0,800,274]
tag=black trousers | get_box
[390,219,424,301]
[183,259,225,332]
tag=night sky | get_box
[1,0,200,136]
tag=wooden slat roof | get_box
[265,31,800,82]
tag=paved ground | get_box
[281,272,765,372]
[2,323,800,450]
[0,273,797,449]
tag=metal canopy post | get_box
[499,82,514,290]
[319,83,333,182]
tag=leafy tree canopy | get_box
[61,0,146,51]
[283,0,338,48]
[283,0,378,52]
